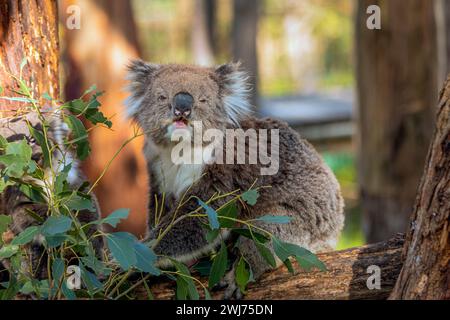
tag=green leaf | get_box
[206,229,219,243]
[235,256,250,294]
[0,244,19,259]
[64,114,90,160]
[279,241,326,272]
[255,242,277,268]
[1,275,20,300]
[193,260,212,276]
[241,189,259,206]
[133,242,160,275]
[272,237,326,273]
[197,199,219,230]
[171,260,199,300]
[231,228,269,243]
[105,232,137,270]
[45,234,68,248]
[52,258,65,286]
[79,262,103,294]
[80,254,110,276]
[63,192,95,212]
[11,226,39,245]
[54,164,72,194]
[98,208,129,228]
[255,215,292,224]
[0,214,12,230]
[41,216,72,236]
[28,125,51,167]
[61,281,77,300]
[19,184,46,203]
[0,134,8,148]
[6,139,32,159]
[0,139,35,178]
[208,241,228,289]
[176,276,188,300]
[203,288,212,300]
[217,202,238,228]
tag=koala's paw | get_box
[216,269,243,300]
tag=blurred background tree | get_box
[55,0,449,248]
[356,0,438,243]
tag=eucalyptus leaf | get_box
[208,242,228,289]
[235,257,250,294]
[197,199,219,230]
[98,208,129,228]
[133,242,160,275]
[11,226,39,246]
[41,216,72,236]
[241,189,259,206]
[254,215,292,224]
[105,232,137,270]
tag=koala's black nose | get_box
[173,92,193,117]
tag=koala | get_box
[126,60,344,298]
[0,111,103,282]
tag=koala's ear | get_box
[214,62,252,126]
[125,59,159,118]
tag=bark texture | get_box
[138,235,404,300]
[61,0,148,237]
[390,77,450,300]
[0,0,59,111]
[356,0,438,242]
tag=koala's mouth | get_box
[172,117,189,128]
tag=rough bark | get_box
[0,0,59,111]
[232,0,260,108]
[390,77,450,300]
[137,235,404,300]
[356,0,438,243]
[61,0,148,237]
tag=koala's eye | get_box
[158,95,167,102]
[199,97,207,103]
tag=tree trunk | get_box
[192,0,215,66]
[231,0,260,108]
[356,0,438,243]
[390,77,450,300]
[61,0,148,237]
[0,0,59,110]
[137,235,404,300]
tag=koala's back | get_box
[221,117,345,251]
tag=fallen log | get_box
[137,234,404,300]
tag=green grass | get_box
[322,151,365,249]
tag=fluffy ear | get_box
[215,62,252,126]
[125,59,159,118]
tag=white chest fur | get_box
[146,142,211,198]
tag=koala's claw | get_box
[219,268,243,300]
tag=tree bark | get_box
[389,77,450,300]
[137,235,404,300]
[356,0,438,243]
[231,0,260,108]
[0,0,59,111]
[61,0,148,237]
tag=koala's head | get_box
[125,60,251,145]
